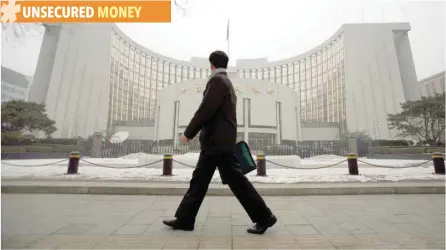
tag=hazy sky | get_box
[1,0,445,80]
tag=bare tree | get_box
[174,0,188,16]
[1,23,43,46]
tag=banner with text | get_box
[0,0,171,23]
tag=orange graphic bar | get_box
[2,0,171,23]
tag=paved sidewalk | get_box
[2,194,445,249]
[2,179,445,196]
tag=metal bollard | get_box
[347,153,359,175]
[163,153,173,176]
[66,151,80,174]
[256,152,267,176]
[432,152,445,175]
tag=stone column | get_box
[173,101,179,145]
[275,102,281,144]
[244,98,249,142]
[91,132,103,158]
[348,136,358,155]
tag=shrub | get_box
[369,140,410,147]
[369,146,445,154]
[52,145,78,153]
[23,146,53,153]
[2,144,79,153]
[1,146,26,153]
[1,132,24,145]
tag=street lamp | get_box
[375,122,380,141]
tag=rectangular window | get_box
[135,51,140,63]
[244,70,249,78]
[269,68,275,81]
[275,67,281,83]
[282,67,287,85]
[161,62,167,73]
[129,47,135,59]
[182,67,188,79]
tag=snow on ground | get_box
[1,153,444,183]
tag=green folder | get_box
[235,140,257,174]
[220,140,257,185]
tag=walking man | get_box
[163,50,277,235]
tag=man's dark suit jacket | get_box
[183,70,238,155]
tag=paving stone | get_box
[113,224,148,235]
[162,237,200,249]
[1,234,17,242]
[132,236,167,249]
[231,213,253,226]
[54,223,97,235]
[27,235,100,249]
[142,217,174,236]
[325,235,366,249]
[360,219,404,234]
[50,235,105,249]
[208,208,232,218]
[203,217,232,237]
[263,220,293,237]
[304,216,349,235]
[392,222,433,234]
[337,221,376,234]
[294,235,336,249]
[232,225,250,236]
[2,194,445,249]
[1,234,46,249]
[169,225,205,237]
[94,235,145,249]
[286,225,319,235]
[198,237,232,249]
[126,209,165,225]
[277,213,310,225]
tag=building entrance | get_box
[247,133,276,147]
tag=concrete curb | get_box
[2,180,445,196]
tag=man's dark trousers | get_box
[175,151,273,225]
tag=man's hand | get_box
[179,134,190,144]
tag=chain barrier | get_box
[173,159,196,168]
[265,159,348,170]
[1,157,434,170]
[357,159,432,169]
[1,159,68,167]
[80,158,163,169]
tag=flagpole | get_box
[227,36,230,58]
[227,19,230,58]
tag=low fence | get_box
[2,152,445,177]
[100,141,349,158]
[1,152,71,160]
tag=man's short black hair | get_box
[209,50,229,69]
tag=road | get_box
[2,194,445,249]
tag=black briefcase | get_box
[220,141,257,184]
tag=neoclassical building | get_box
[29,22,421,140]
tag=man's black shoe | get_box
[247,215,277,235]
[163,219,194,231]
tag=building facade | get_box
[155,78,302,145]
[30,22,420,140]
[419,71,445,97]
[1,66,32,102]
